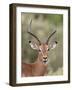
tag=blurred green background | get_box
[21,13,63,75]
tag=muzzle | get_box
[43,57,48,64]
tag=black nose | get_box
[43,57,47,59]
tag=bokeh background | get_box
[21,13,63,75]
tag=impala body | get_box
[22,20,57,77]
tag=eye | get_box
[48,48,50,51]
[39,49,41,52]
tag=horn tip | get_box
[54,30,56,32]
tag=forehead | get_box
[39,44,48,49]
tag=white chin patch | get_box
[43,59,48,64]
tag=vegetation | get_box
[21,13,63,75]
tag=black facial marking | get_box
[39,49,41,52]
[55,41,58,44]
[29,41,31,43]
[43,60,47,63]
[43,57,47,60]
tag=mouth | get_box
[43,59,48,64]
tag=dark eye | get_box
[48,49,50,51]
[39,49,41,52]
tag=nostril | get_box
[43,57,47,59]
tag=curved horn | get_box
[27,19,41,45]
[27,32,41,45]
[46,30,56,44]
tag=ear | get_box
[29,41,39,50]
[49,41,58,50]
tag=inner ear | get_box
[48,41,58,50]
[51,41,58,49]
[29,41,39,50]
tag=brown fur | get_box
[22,44,48,77]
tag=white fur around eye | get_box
[39,47,42,51]
[47,47,48,50]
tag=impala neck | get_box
[32,53,48,76]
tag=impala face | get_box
[29,42,49,63]
[29,41,57,64]
[28,19,57,64]
[38,44,48,63]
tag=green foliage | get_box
[21,13,63,75]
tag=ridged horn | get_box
[46,30,56,44]
[27,19,41,45]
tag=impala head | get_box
[27,20,58,64]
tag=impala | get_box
[22,20,57,77]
